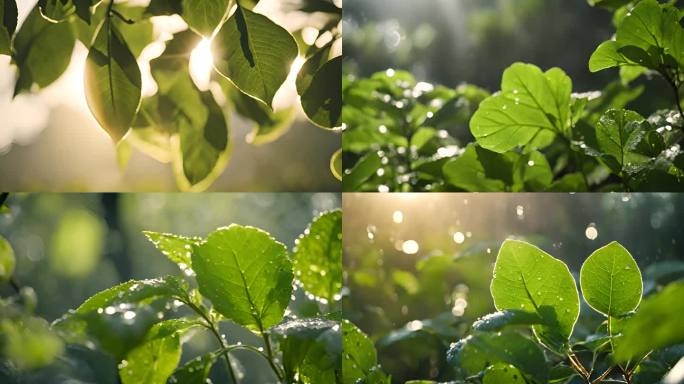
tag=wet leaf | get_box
[120,321,183,384]
[169,353,217,384]
[342,320,387,384]
[579,241,642,317]
[143,231,202,269]
[192,225,293,331]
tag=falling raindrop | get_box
[401,240,419,255]
[453,232,465,244]
[585,223,598,240]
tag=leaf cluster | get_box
[342,0,684,192]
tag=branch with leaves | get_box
[1,0,342,190]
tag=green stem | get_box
[258,326,285,382]
[184,301,238,383]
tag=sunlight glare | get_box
[189,38,214,91]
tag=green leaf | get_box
[0,0,18,55]
[272,317,342,383]
[221,78,295,145]
[181,0,230,36]
[330,148,342,181]
[149,30,230,188]
[442,144,510,192]
[192,224,293,332]
[589,0,684,72]
[342,320,382,384]
[614,282,684,361]
[470,63,572,153]
[293,210,342,302]
[296,43,332,95]
[49,209,105,278]
[0,235,15,283]
[2,317,64,370]
[212,5,298,107]
[471,310,543,332]
[12,6,75,95]
[482,364,525,384]
[85,20,142,142]
[342,152,382,192]
[143,231,202,270]
[300,56,342,128]
[145,0,182,16]
[120,321,183,384]
[447,331,547,383]
[591,109,651,174]
[169,353,218,384]
[67,276,189,316]
[579,241,643,317]
[491,240,580,352]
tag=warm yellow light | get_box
[189,38,214,91]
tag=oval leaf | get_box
[580,241,643,317]
[342,320,381,384]
[470,63,572,153]
[192,224,293,332]
[212,5,298,107]
[143,231,202,270]
[181,0,229,36]
[85,20,142,142]
[491,239,580,352]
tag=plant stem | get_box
[617,365,632,384]
[591,366,614,384]
[184,301,238,383]
[660,69,684,128]
[568,352,591,383]
[258,325,285,382]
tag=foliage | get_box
[0,199,343,383]
[1,0,342,190]
[342,0,684,192]
[343,239,684,384]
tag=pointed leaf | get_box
[120,321,183,384]
[212,5,298,106]
[293,210,342,302]
[192,224,293,331]
[342,152,382,192]
[442,144,511,192]
[491,240,580,352]
[85,20,142,142]
[169,353,218,384]
[580,241,642,317]
[471,310,543,332]
[591,109,651,174]
[12,6,75,94]
[143,231,202,269]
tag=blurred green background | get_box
[0,192,340,383]
[343,0,675,115]
[343,193,684,383]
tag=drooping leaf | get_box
[293,210,342,302]
[85,19,142,142]
[296,43,333,95]
[0,235,15,282]
[181,0,230,36]
[111,6,155,58]
[272,317,342,383]
[72,0,94,24]
[447,331,547,383]
[192,225,293,332]
[143,231,202,269]
[470,63,573,153]
[212,5,298,106]
[300,56,342,128]
[614,282,684,361]
[579,241,642,317]
[119,321,184,384]
[169,353,218,384]
[150,30,230,188]
[12,6,75,95]
[342,320,386,384]
[0,0,18,55]
[490,240,580,353]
